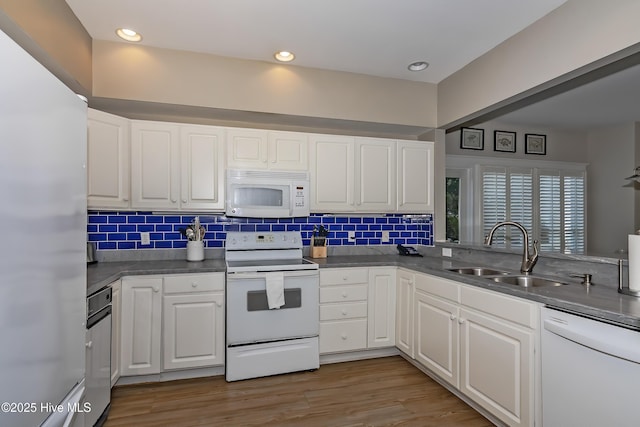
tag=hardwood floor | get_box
[105,356,493,426]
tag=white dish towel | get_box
[265,271,285,309]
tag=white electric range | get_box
[225,231,319,381]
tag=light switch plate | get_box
[348,231,356,241]
[442,248,452,257]
[141,232,151,245]
[382,231,390,243]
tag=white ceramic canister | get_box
[187,240,204,262]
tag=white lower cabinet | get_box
[162,274,225,370]
[319,267,396,354]
[319,268,368,353]
[411,272,537,427]
[110,280,121,387]
[395,269,415,357]
[119,273,225,377]
[120,276,163,376]
[368,268,396,348]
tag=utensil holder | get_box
[310,236,327,258]
[187,241,204,262]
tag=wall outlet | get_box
[348,231,356,241]
[141,232,151,245]
[442,247,452,257]
[381,231,390,243]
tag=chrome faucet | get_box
[484,221,539,274]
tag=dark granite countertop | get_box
[87,254,640,330]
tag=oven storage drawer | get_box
[226,337,319,382]
[164,273,224,294]
[320,268,368,285]
[320,302,367,320]
[320,319,367,353]
[320,284,367,303]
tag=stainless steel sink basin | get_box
[489,275,569,287]
[447,267,509,276]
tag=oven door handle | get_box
[227,270,319,280]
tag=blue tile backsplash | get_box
[87,212,433,251]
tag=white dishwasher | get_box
[541,307,640,426]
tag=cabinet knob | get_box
[450,314,456,321]
[182,199,187,203]
[341,309,348,316]
[191,282,198,288]
[458,318,465,324]
[85,341,93,349]
[171,198,177,203]
[216,301,222,307]
[341,292,348,298]
[341,333,348,340]
[342,276,348,281]
[123,197,129,202]
[153,287,160,293]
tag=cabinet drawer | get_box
[320,319,367,353]
[163,273,224,294]
[460,285,536,329]
[414,273,460,302]
[320,302,368,321]
[320,284,367,303]
[320,268,368,286]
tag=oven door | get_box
[226,269,319,345]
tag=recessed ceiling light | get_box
[408,61,429,72]
[116,28,142,42]
[274,51,295,62]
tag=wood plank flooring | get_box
[104,356,493,426]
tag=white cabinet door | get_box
[130,121,180,210]
[356,138,396,212]
[367,268,396,348]
[226,128,269,169]
[268,131,308,171]
[162,292,225,370]
[414,290,459,388]
[180,125,225,210]
[397,140,434,213]
[459,308,534,427]
[110,280,121,387]
[310,134,355,212]
[120,277,162,376]
[87,109,130,209]
[395,269,415,358]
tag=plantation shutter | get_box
[563,172,586,253]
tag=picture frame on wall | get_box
[460,127,484,150]
[494,130,516,153]
[525,133,546,155]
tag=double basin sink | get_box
[446,267,569,287]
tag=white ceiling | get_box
[65,0,566,84]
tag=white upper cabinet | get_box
[310,134,355,212]
[227,128,308,171]
[356,137,396,212]
[226,128,268,169]
[397,140,434,213]
[130,121,181,210]
[131,120,225,211]
[180,125,225,210]
[268,131,309,170]
[87,109,130,209]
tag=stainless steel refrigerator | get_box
[0,28,87,427]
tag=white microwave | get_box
[226,169,310,218]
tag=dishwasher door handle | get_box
[544,319,640,364]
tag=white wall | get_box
[438,0,640,128]
[587,124,636,256]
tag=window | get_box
[480,165,586,254]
